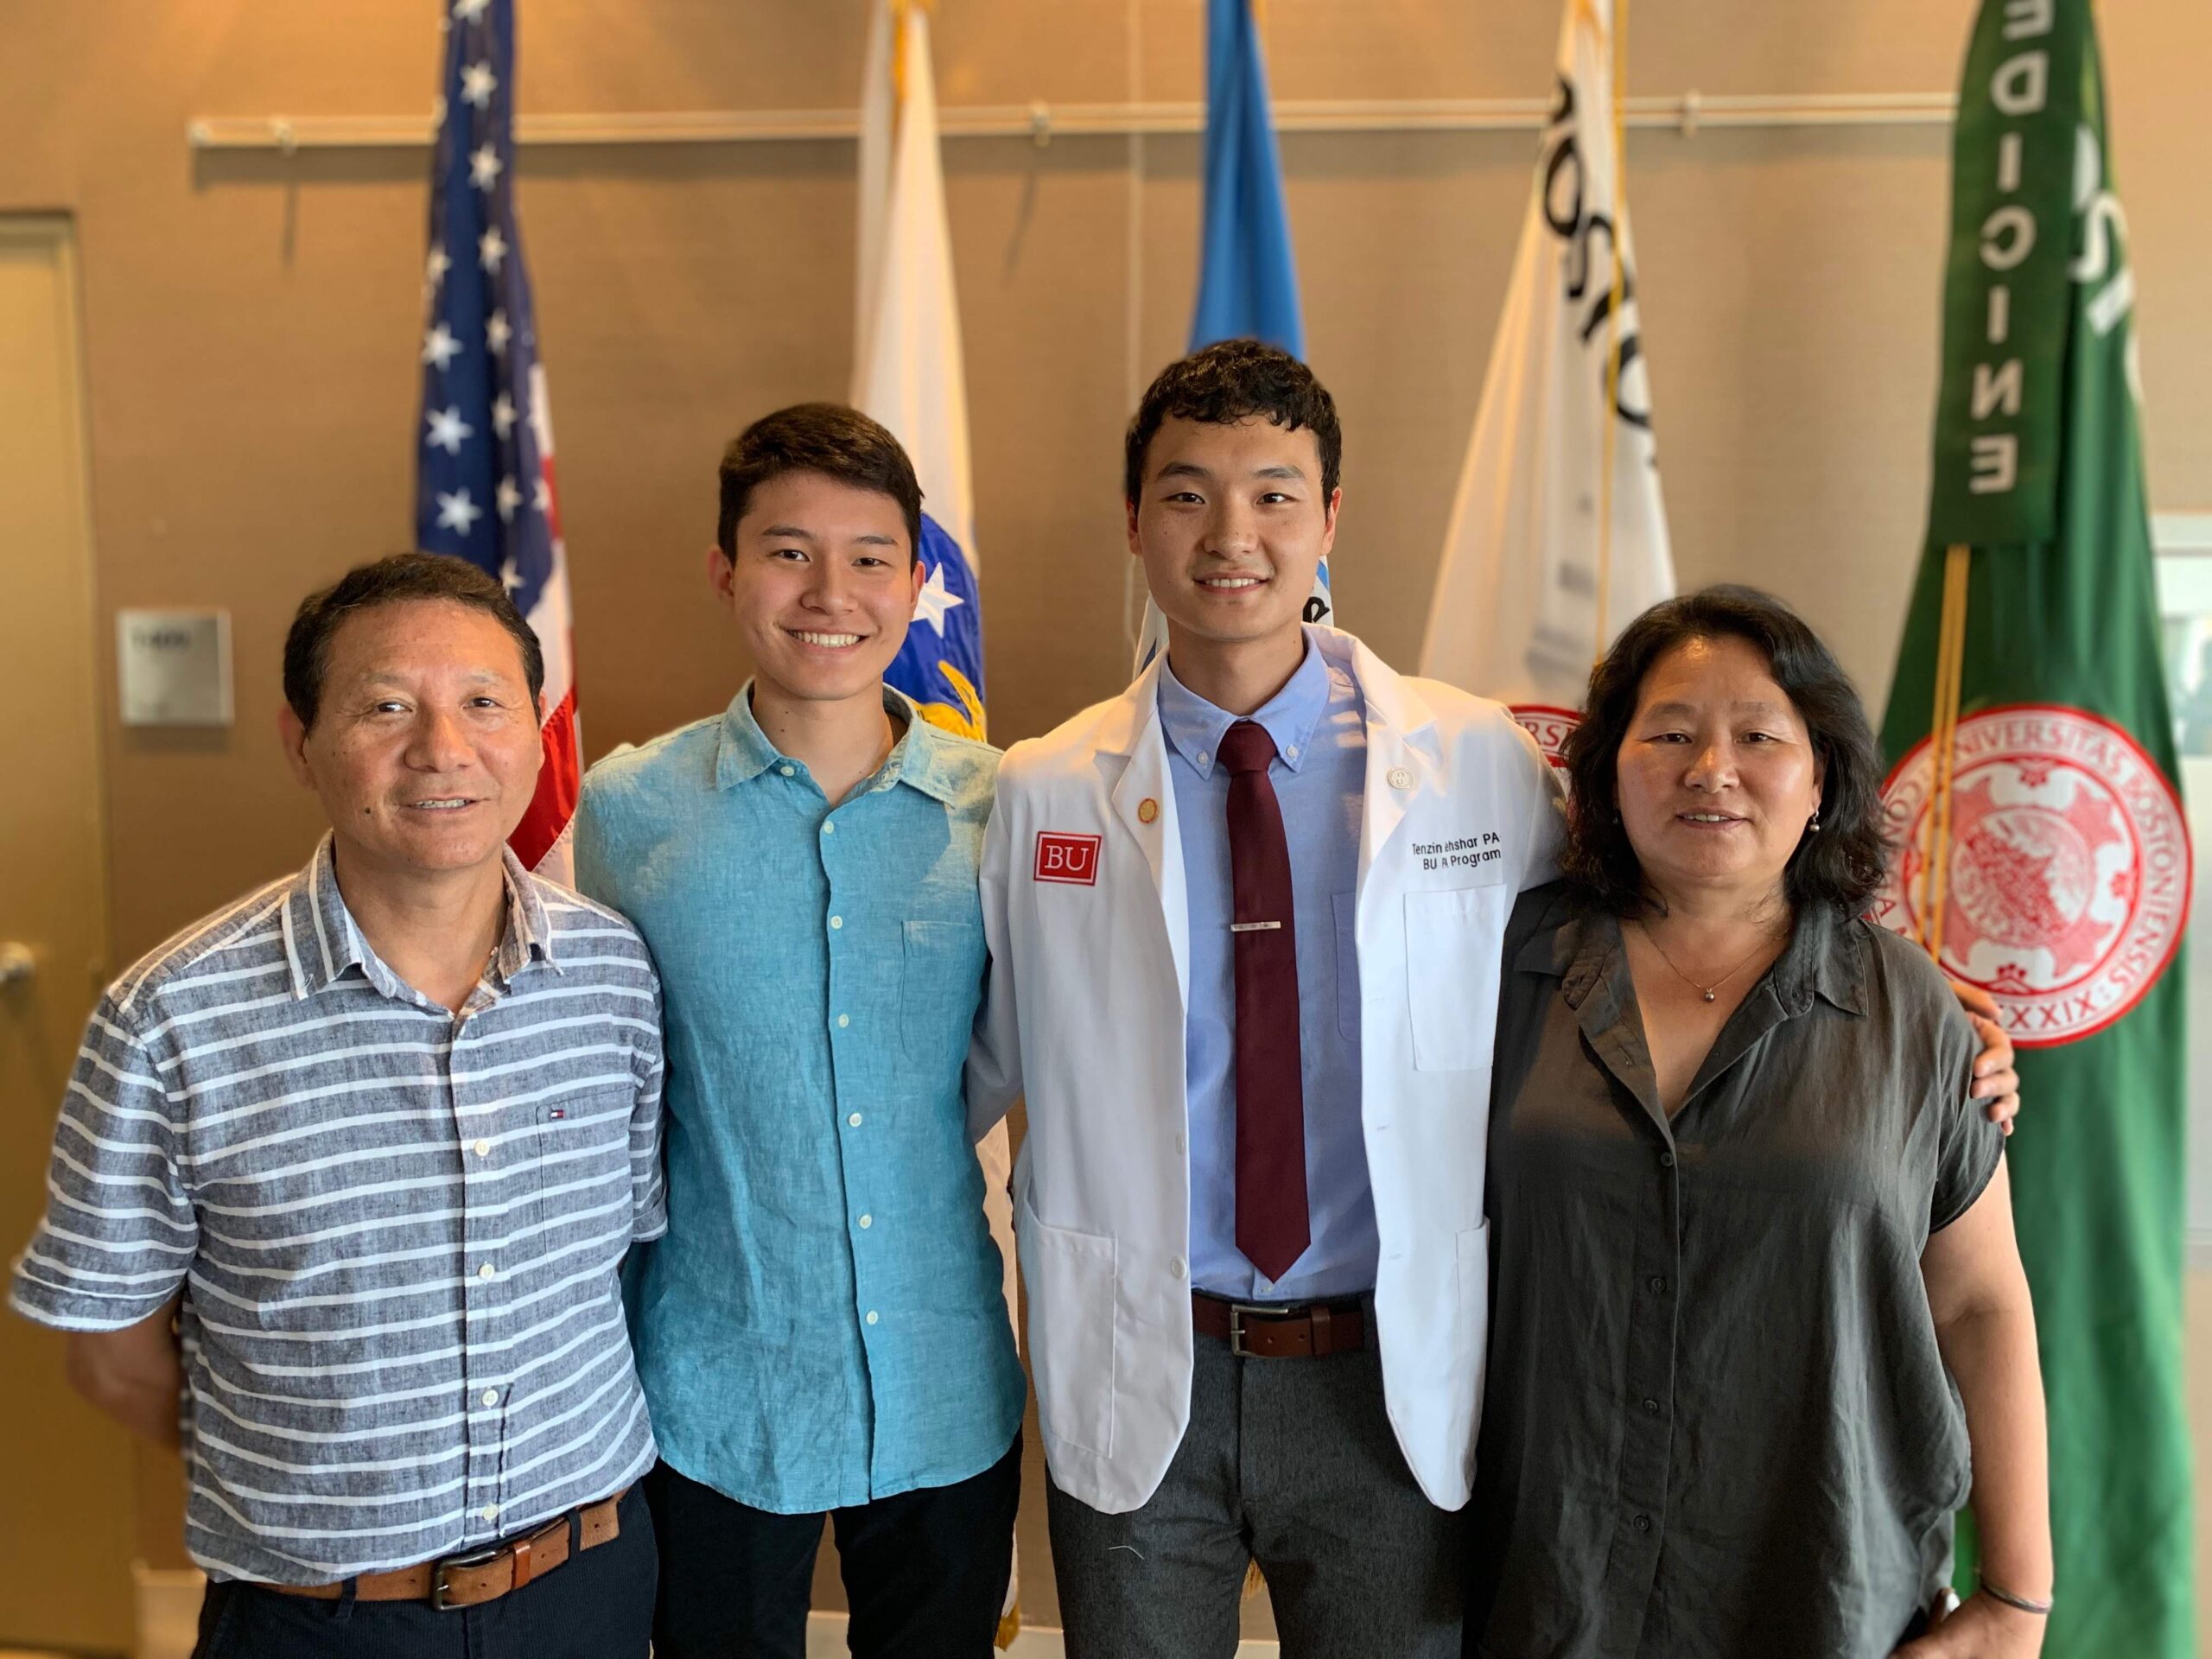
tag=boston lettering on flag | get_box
[1416,0,1672,764]
[855,0,986,741]
[1132,0,1329,677]
[415,0,579,875]
[1878,3,2193,1652]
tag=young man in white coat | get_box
[967,341,2023,1657]
[967,340,1551,1655]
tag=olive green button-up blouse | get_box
[1471,883,2004,1659]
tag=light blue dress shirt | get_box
[1158,631,1378,1302]
[574,686,1025,1514]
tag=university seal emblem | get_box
[1875,703,2190,1046]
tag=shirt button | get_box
[1643,1397,1661,1416]
[478,1262,495,1281]
[779,765,795,777]
[837,1014,850,1029]
[865,1310,880,1325]
[1632,1514,1651,1533]
[848,1112,864,1128]
[474,1139,491,1159]
[1658,1150,1676,1169]
[830,915,843,930]
[822,821,836,836]
[1648,1275,1668,1295]
[1286,745,1300,759]
[1170,1257,1187,1281]
[482,1504,500,1522]
[859,1214,873,1230]
[482,1389,499,1408]
[1197,751,1210,768]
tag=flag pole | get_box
[1920,543,1970,961]
[1593,0,1630,667]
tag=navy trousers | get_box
[190,1484,655,1659]
[645,1433,1021,1659]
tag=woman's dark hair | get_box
[283,552,543,729]
[1560,584,1890,918]
[1123,339,1342,505]
[716,403,923,561]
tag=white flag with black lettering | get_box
[1418,0,1672,760]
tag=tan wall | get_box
[3,0,2209,1638]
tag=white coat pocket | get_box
[1018,1199,1117,1459]
[1457,1220,1492,1439]
[1403,881,1510,1071]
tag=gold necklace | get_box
[1633,918,1781,1004]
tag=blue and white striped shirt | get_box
[8,837,666,1585]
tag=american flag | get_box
[415,0,578,873]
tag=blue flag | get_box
[1136,0,1325,672]
[1189,0,1305,357]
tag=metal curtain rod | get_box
[187,90,1957,153]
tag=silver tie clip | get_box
[1228,920,1283,932]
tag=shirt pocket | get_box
[1332,891,1360,1041]
[901,919,988,1080]
[1403,880,1510,1071]
[528,1087,632,1235]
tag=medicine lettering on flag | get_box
[1878,4,2194,1652]
[1416,0,1673,758]
[855,0,987,741]
[416,0,579,875]
[1132,0,1328,677]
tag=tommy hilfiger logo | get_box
[1033,832,1103,886]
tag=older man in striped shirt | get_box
[9,555,666,1659]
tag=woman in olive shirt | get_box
[1471,588,2050,1659]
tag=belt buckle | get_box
[430,1540,507,1611]
[1228,1301,1275,1358]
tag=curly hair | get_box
[1559,585,1891,918]
[1122,339,1342,505]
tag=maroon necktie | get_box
[1218,719,1310,1281]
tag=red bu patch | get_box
[1034,831,1103,887]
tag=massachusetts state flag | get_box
[1134,0,1330,676]
[1418,0,1673,761]
[416,0,580,874]
[855,0,987,741]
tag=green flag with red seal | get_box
[1878,3,2194,1654]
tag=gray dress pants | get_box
[1046,1330,1468,1659]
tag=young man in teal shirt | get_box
[574,404,1023,1658]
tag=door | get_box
[0,215,137,1649]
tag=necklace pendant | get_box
[1702,989,1717,1002]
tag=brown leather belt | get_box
[270,1487,627,1610]
[1193,1291,1368,1358]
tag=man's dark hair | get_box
[1560,584,1890,918]
[283,553,543,729]
[716,403,923,562]
[1122,340,1342,505]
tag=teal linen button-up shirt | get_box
[574,685,1025,1513]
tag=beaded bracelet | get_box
[1980,1579,2055,1617]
